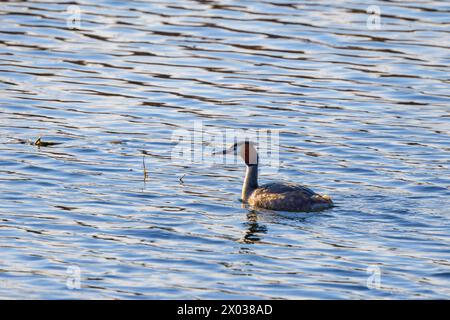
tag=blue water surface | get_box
[0,0,449,299]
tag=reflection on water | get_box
[241,212,268,244]
[0,0,449,299]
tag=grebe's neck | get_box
[242,164,258,202]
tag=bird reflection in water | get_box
[241,211,268,244]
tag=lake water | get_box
[0,0,449,299]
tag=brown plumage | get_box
[248,182,333,212]
[214,141,333,212]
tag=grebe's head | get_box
[213,141,258,166]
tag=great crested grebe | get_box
[214,141,333,212]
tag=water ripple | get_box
[0,0,449,299]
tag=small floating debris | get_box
[142,155,149,181]
[33,136,61,147]
[179,174,186,184]
[110,140,125,145]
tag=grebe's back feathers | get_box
[257,182,316,196]
[247,182,332,212]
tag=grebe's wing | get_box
[249,182,332,212]
[257,182,316,196]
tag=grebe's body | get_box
[216,141,333,212]
[247,181,332,212]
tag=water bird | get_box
[214,141,333,212]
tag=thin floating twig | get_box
[179,174,186,184]
[142,155,149,182]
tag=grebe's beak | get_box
[212,143,238,156]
